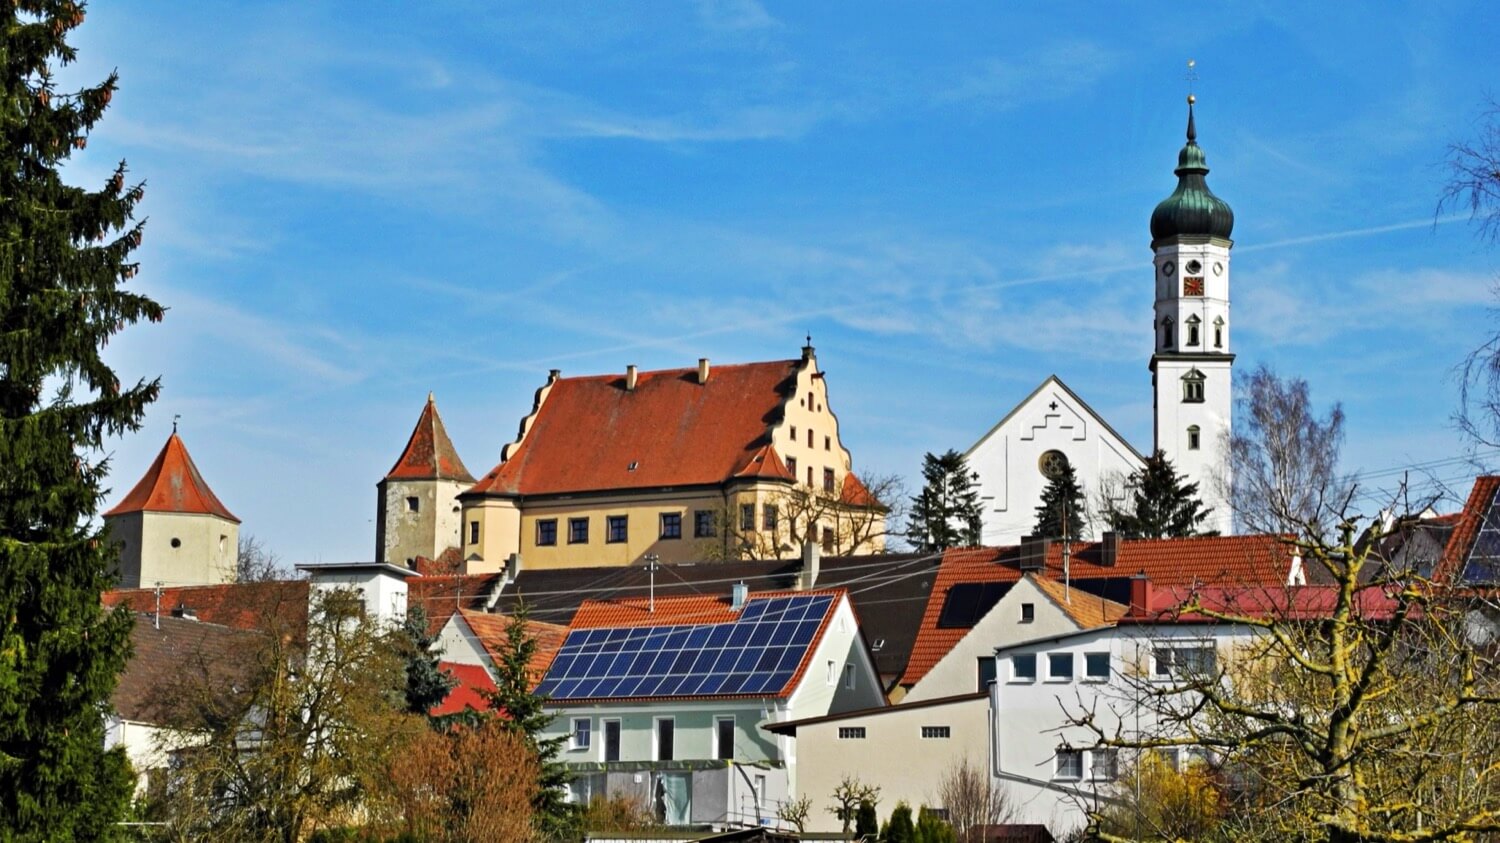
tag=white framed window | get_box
[1047,652,1074,682]
[826,660,837,685]
[1187,425,1201,450]
[602,719,621,762]
[1020,602,1035,623]
[571,718,591,750]
[1055,749,1083,780]
[654,717,675,761]
[715,717,735,760]
[1185,314,1201,346]
[1011,653,1037,682]
[920,726,951,739]
[1084,652,1110,681]
[838,727,866,739]
[1091,748,1119,781]
[1182,369,1206,403]
[1153,644,1217,680]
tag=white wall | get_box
[108,510,238,589]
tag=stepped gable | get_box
[901,534,1296,687]
[467,359,800,497]
[385,394,474,482]
[104,433,239,522]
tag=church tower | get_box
[1149,95,1234,535]
[377,394,474,568]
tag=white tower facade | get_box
[1149,97,1234,535]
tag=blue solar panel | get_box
[538,594,835,701]
[1465,487,1500,584]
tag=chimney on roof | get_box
[698,357,710,385]
[1129,573,1153,616]
[1019,535,1049,572]
[1100,531,1120,568]
[798,537,821,591]
[171,605,198,621]
[625,365,638,391]
[731,581,749,610]
[548,369,561,383]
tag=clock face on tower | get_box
[1184,277,1205,296]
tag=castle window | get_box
[659,512,682,540]
[740,504,756,532]
[823,468,836,493]
[1188,425,1201,450]
[1182,369,1206,404]
[1161,316,1174,349]
[469,521,479,544]
[1214,317,1225,349]
[786,456,797,477]
[825,435,831,451]
[536,519,557,547]
[569,517,589,544]
[606,516,628,544]
[807,466,813,486]
[807,429,813,447]
[790,425,796,440]
[763,505,778,531]
[1186,314,1201,346]
[406,496,419,513]
[694,510,716,538]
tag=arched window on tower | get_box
[1213,316,1225,349]
[1161,316,1174,349]
[1185,315,1201,347]
[1182,369,1205,404]
[1187,425,1201,450]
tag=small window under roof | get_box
[937,582,1014,629]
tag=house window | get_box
[807,429,814,447]
[1055,749,1083,780]
[1012,653,1037,682]
[821,526,834,553]
[921,726,951,739]
[823,468,835,493]
[469,520,480,544]
[606,515,628,544]
[1020,603,1035,623]
[536,519,558,547]
[977,657,997,689]
[1185,314,1201,346]
[844,663,855,690]
[1154,645,1217,679]
[571,718,591,750]
[694,510,716,538]
[763,505,779,531]
[807,392,814,411]
[740,503,756,531]
[1085,652,1110,681]
[1092,749,1119,781]
[1048,652,1074,681]
[406,496,419,513]
[825,435,831,451]
[716,717,735,760]
[786,456,797,477]
[838,727,866,739]
[826,660,837,685]
[569,517,589,544]
[1187,425,1201,450]
[790,425,797,440]
[660,512,682,540]
[656,718,675,761]
[1182,369,1205,403]
[603,719,621,762]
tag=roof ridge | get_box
[385,394,475,482]
[104,433,238,522]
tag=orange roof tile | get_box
[1030,575,1129,629]
[733,443,794,480]
[1434,476,1500,583]
[430,661,496,717]
[839,471,884,508]
[407,573,505,635]
[103,581,308,634]
[900,534,1294,687]
[458,609,568,688]
[104,433,238,522]
[466,360,801,497]
[385,394,474,482]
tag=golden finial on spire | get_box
[1186,58,1198,105]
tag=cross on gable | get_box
[1048,401,1059,411]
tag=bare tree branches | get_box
[933,756,1016,843]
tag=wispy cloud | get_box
[940,40,1122,110]
[694,0,780,32]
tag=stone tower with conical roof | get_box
[1150,96,1234,535]
[377,394,475,568]
[104,431,241,588]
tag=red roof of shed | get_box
[105,433,238,522]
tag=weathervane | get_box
[1186,58,1198,102]
[172,413,180,434]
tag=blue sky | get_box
[68,1,1500,564]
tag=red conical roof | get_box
[385,393,474,482]
[105,433,239,522]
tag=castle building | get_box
[376,393,474,568]
[966,98,1235,543]
[104,432,240,588]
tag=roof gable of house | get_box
[103,580,309,634]
[466,359,801,497]
[455,609,567,687]
[112,611,265,725]
[965,374,1145,464]
[104,433,239,522]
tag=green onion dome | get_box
[1150,97,1234,241]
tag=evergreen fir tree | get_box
[0,3,160,837]
[397,605,456,718]
[1033,460,1086,540]
[881,802,917,843]
[906,450,984,551]
[855,798,879,839]
[1110,449,1216,539]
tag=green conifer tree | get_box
[1109,449,1216,539]
[0,2,160,837]
[1033,459,1086,540]
[855,798,879,840]
[396,605,456,718]
[906,450,984,551]
[882,802,917,843]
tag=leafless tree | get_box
[235,533,291,582]
[697,473,903,561]
[1444,98,1500,447]
[933,755,1017,843]
[828,774,880,835]
[777,794,812,833]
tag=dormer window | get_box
[627,461,638,472]
[1185,315,1201,347]
[1182,369,1206,403]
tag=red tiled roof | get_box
[1124,582,1405,624]
[457,610,568,688]
[103,581,308,634]
[104,434,239,522]
[839,471,883,508]
[407,573,505,635]
[733,443,793,480]
[385,394,474,482]
[466,360,801,497]
[1030,575,1129,629]
[900,535,1294,686]
[412,546,464,577]
[1434,476,1500,583]
[430,661,496,717]
[113,612,265,724]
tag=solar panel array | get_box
[1464,486,1500,584]
[536,594,835,701]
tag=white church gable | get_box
[965,376,1143,546]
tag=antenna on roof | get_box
[153,581,162,630]
[644,553,660,614]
